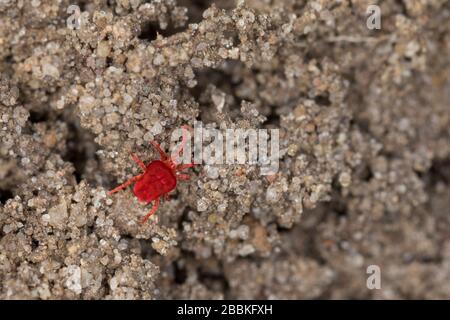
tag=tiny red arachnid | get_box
[108,126,194,223]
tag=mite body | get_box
[108,126,194,223]
[133,160,177,203]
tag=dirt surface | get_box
[1,0,450,299]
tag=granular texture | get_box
[1,0,449,299]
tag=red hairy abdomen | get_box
[133,160,176,203]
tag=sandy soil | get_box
[0,0,449,299]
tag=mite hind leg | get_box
[140,197,160,224]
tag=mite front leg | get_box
[108,174,143,196]
[131,153,146,171]
[149,141,168,161]
[140,197,160,224]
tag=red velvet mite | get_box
[108,126,194,223]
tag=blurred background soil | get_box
[0,0,449,299]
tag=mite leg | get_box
[149,141,168,160]
[176,163,195,172]
[131,153,146,171]
[141,197,160,224]
[177,174,190,180]
[108,174,143,195]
